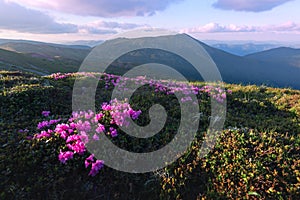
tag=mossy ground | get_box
[1,71,299,199]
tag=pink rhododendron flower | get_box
[110,127,118,137]
[109,99,142,127]
[42,111,51,117]
[34,129,53,139]
[37,121,49,130]
[58,150,74,164]
[79,131,89,144]
[55,123,71,139]
[96,123,105,133]
[66,135,81,143]
[93,134,99,140]
[67,140,86,155]
[102,103,111,111]
[84,110,94,119]
[129,109,142,120]
[85,154,94,168]
[95,113,104,121]
[88,160,104,176]
[76,120,91,132]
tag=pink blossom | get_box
[58,150,74,164]
[85,154,94,168]
[37,121,49,130]
[42,111,50,117]
[84,110,94,119]
[76,120,91,132]
[95,113,104,121]
[55,123,70,139]
[79,131,89,144]
[96,123,105,133]
[67,140,86,155]
[66,135,81,143]
[110,127,118,137]
[102,103,111,111]
[34,129,53,139]
[93,134,99,140]
[88,160,104,176]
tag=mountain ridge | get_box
[0,34,299,89]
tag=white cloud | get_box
[78,20,148,35]
[181,22,300,34]
[84,21,146,30]
[181,23,257,33]
[268,21,300,32]
[213,0,294,12]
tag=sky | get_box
[0,0,299,43]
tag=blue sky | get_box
[0,0,299,43]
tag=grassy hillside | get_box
[0,48,85,75]
[0,42,91,61]
[0,41,91,75]
[1,70,299,199]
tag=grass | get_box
[0,70,299,199]
[0,48,82,75]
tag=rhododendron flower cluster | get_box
[58,150,74,164]
[200,85,230,103]
[84,154,104,176]
[46,72,230,104]
[32,72,232,177]
[32,100,142,176]
[109,99,142,127]
[34,129,53,139]
[37,119,61,130]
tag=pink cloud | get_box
[0,1,148,35]
[213,0,294,12]
[6,0,184,17]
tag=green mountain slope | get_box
[0,41,91,61]
[0,40,91,75]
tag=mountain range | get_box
[0,35,299,89]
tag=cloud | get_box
[0,1,148,35]
[0,0,78,34]
[6,0,184,17]
[181,22,300,33]
[182,23,257,33]
[86,21,145,30]
[78,21,147,35]
[268,21,300,32]
[213,0,294,12]
[78,27,118,35]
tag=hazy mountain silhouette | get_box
[245,47,300,68]
[210,43,279,56]
[101,34,300,89]
[0,35,299,89]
